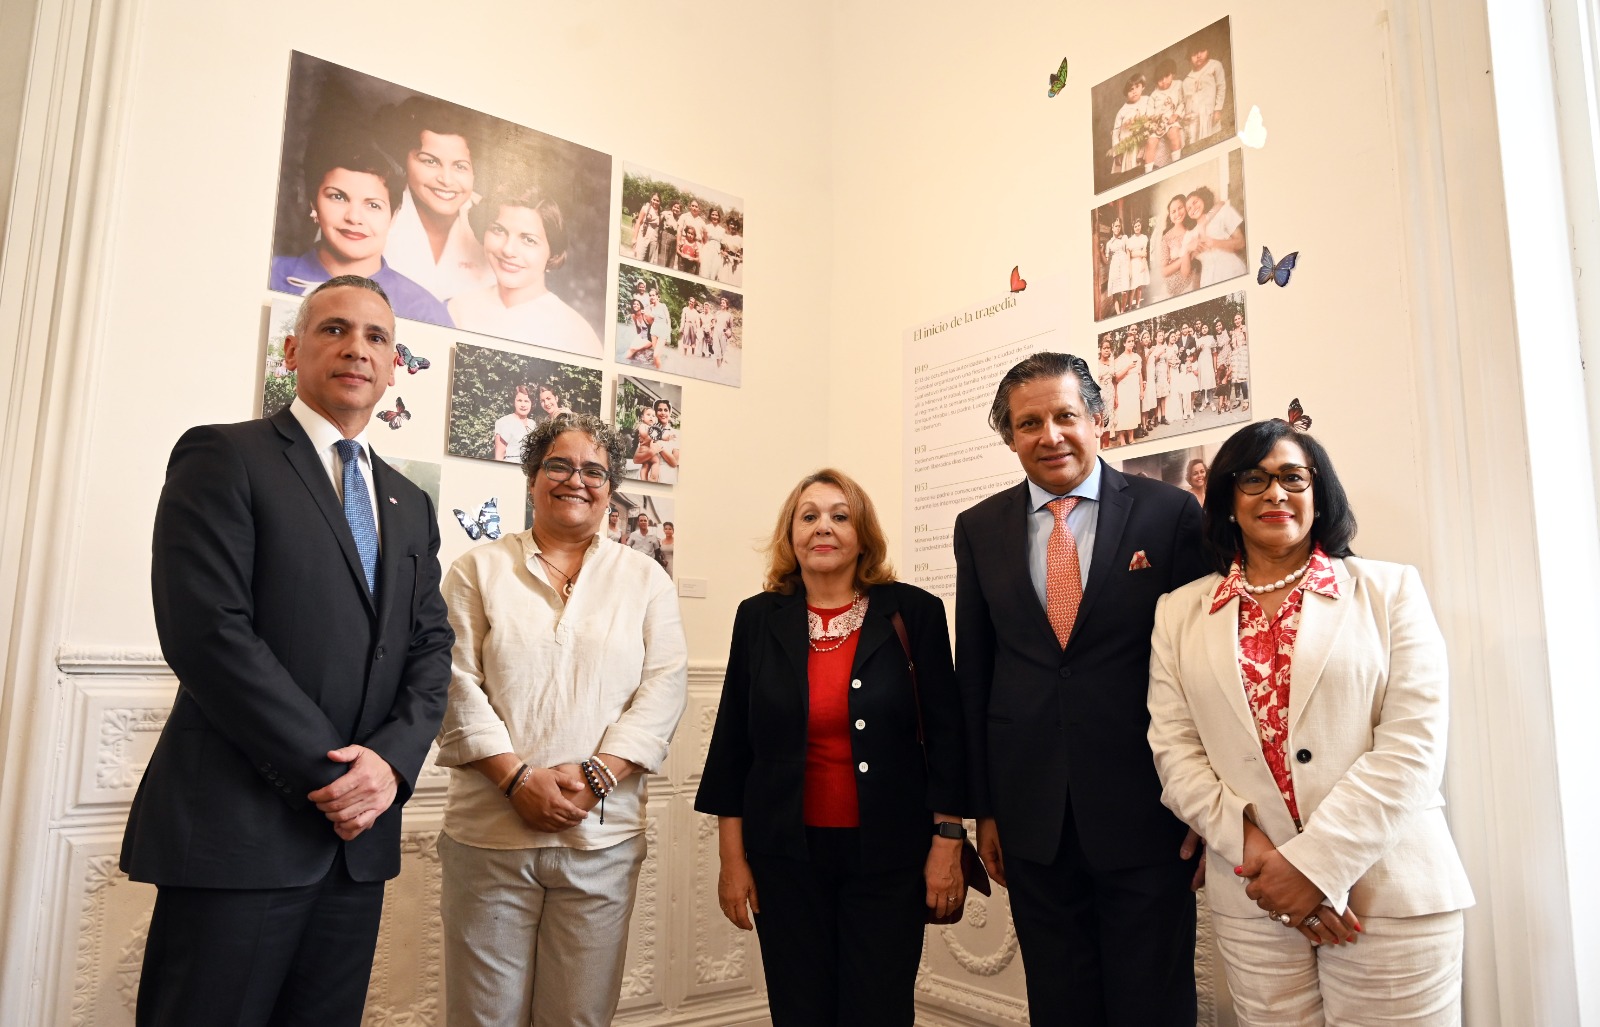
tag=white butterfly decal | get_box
[1238,104,1268,149]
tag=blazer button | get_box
[854,719,866,730]
[858,762,869,773]
[851,679,862,689]
[374,646,386,661]
[1296,748,1312,764]
[1058,667,1071,678]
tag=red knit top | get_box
[802,602,862,827]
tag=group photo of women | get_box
[1092,150,1248,321]
[614,267,745,387]
[1090,16,1236,194]
[618,162,747,288]
[267,53,613,357]
[1093,293,1250,450]
[445,340,599,464]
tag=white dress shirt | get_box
[289,397,381,547]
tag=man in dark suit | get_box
[121,275,453,1026]
[954,351,1208,1025]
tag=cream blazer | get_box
[1147,556,1474,919]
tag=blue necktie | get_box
[336,439,379,596]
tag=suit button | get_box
[851,679,862,689]
[1296,748,1312,764]
[1058,667,1071,678]
[854,719,866,730]
[374,646,386,660]
[858,762,869,773]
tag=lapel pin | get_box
[388,497,397,504]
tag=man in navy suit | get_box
[954,351,1207,1025]
[122,276,453,1026]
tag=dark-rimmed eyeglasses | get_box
[541,459,610,489]
[1233,466,1315,495]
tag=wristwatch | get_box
[932,822,967,840]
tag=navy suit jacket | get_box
[121,406,453,887]
[954,460,1207,869]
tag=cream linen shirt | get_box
[437,529,688,850]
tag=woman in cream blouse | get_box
[1147,419,1473,1026]
[436,412,687,1026]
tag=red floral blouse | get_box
[1209,546,1340,824]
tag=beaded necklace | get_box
[807,591,868,652]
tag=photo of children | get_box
[615,266,743,387]
[618,163,745,288]
[1091,150,1246,321]
[1090,291,1250,452]
[615,376,683,484]
[1090,18,1235,195]
[446,341,601,463]
[268,52,612,357]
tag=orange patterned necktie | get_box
[1046,496,1082,648]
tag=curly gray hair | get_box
[519,412,632,491]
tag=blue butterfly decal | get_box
[453,497,501,541]
[1258,247,1298,287]
[395,343,431,374]
[376,396,410,430]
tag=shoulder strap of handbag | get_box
[888,610,929,771]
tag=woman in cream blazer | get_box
[1148,420,1472,1026]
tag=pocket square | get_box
[1128,550,1151,571]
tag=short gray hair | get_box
[987,351,1105,444]
[292,275,392,339]
[520,412,632,492]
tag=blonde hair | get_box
[763,468,896,594]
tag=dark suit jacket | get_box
[695,582,965,873]
[954,461,1206,870]
[121,407,453,888]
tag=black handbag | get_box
[889,611,992,925]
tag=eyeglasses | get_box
[1233,466,1315,495]
[541,459,610,489]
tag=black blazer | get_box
[695,581,965,873]
[954,462,1207,869]
[121,407,453,887]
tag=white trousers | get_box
[1213,908,1464,1026]
[438,832,647,1027]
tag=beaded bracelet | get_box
[593,756,618,791]
[579,756,613,824]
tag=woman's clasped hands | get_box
[1236,818,1362,947]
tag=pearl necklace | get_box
[1242,557,1312,595]
[808,591,868,652]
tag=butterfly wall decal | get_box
[1047,57,1069,98]
[453,497,502,541]
[1009,265,1027,293]
[395,343,431,374]
[1237,104,1267,149]
[376,396,411,429]
[1258,247,1298,287]
[1284,398,1312,433]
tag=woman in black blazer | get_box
[695,468,967,1026]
